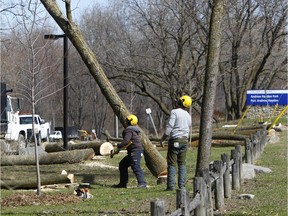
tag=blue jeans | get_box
[119,149,146,186]
[166,139,188,189]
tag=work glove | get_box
[110,147,120,158]
[114,147,120,154]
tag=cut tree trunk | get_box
[191,140,245,147]
[103,130,164,142]
[1,174,74,189]
[45,141,114,156]
[1,149,95,166]
[103,130,122,142]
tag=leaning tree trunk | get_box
[40,0,167,178]
[195,0,225,177]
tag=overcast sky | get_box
[56,0,108,20]
[0,0,108,34]
[48,0,108,33]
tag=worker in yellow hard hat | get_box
[112,114,147,189]
[160,95,192,191]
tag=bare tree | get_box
[0,1,25,32]
[106,1,207,111]
[1,0,68,196]
[195,0,225,176]
[79,0,287,124]
[221,0,287,119]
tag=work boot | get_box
[112,183,126,188]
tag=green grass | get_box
[0,121,287,215]
[223,127,287,216]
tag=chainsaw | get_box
[110,141,132,158]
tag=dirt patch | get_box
[0,192,83,207]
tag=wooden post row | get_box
[250,134,255,163]
[221,153,231,198]
[245,138,252,164]
[235,145,243,184]
[150,199,165,216]
[194,177,206,216]
[176,189,189,216]
[214,160,224,210]
[231,149,240,191]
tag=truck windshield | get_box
[20,117,38,125]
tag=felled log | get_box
[105,131,249,149]
[191,140,245,147]
[149,133,249,142]
[1,149,95,166]
[103,130,122,142]
[210,133,249,140]
[234,125,265,131]
[103,130,164,142]
[45,141,114,156]
[1,173,74,189]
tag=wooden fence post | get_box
[221,153,231,198]
[260,126,267,152]
[253,134,260,160]
[250,135,255,163]
[256,132,261,159]
[231,149,240,190]
[235,145,243,184]
[150,199,165,216]
[245,138,252,164]
[203,169,213,216]
[214,160,224,210]
[194,177,206,216]
[176,189,189,216]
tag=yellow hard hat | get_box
[179,95,192,108]
[126,114,138,126]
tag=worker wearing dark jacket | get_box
[113,114,147,188]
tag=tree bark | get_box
[45,141,114,156]
[1,149,95,166]
[1,174,74,189]
[196,0,225,177]
[192,140,245,147]
[40,0,167,178]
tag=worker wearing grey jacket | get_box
[161,95,192,190]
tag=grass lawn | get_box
[0,123,287,215]
[222,126,287,216]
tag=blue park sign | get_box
[246,90,288,106]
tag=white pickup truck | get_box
[49,131,62,141]
[6,113,51,145]
[1,83,51,154]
